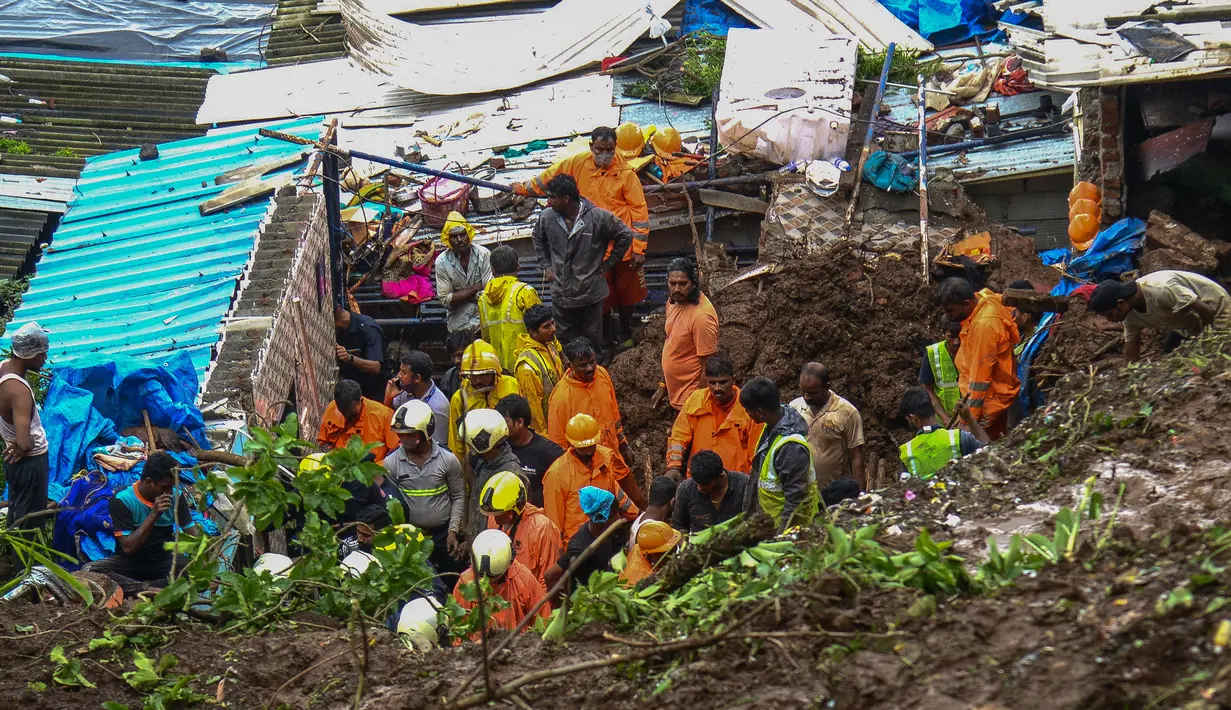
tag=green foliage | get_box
[0,528,94,606]
[0,278,29,322]
[680,33,726,98]
[88,630,130,652]
[447,576,511,639]
[49,645,94,688]
[122,653,212,709]
[27,681,46,693]
[52,148,78,158]
[0,138,32,155]
[855,47,943,87]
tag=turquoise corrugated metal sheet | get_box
[1,116,324,383]
[880,87,1075,183]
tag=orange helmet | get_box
[636,520,681,555]
[565,413,601,448]
[615,122,644,158]
[651,126,682,155]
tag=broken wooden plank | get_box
[698,188,769,215]
[215,152,308,185]
[1003,288,1071,313]
[199,173,294,216]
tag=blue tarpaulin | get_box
[1016,218,1147,416]
[681,0,755,36]
[878,0,998,45]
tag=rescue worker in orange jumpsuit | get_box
[542,414,643,544]
[547,336,637,469]
[665,353,761,480]
[318,379,400,463]
[513,126,650,348]
[452,529,549,638]
[478,471,562,586]
[937,278,1021,439]
[619,520,682,586]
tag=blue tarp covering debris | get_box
[681,0,755,36]
[1016,218,1148,416]
[878,0,998,45]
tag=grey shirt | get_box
[743,405,815,532]
[532,199,635,309]
[467,444,529,542]
[382,442,465,534]
[435,244,492,333]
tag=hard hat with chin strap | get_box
[397,597,442,651]
[463,408,509,454]
[471,528,513,578]
[460,340,502,377]
[392,399,435,436]
[479,470,527,516]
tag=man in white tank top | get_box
[1,322,51,552]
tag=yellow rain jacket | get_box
[513,333,564,433]
[478,276,541,372]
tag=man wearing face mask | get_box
[665,353,760,480]
[515,126,650,349]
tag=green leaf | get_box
[101,703,130,710]
[88,631,130,652]
[50,645,95,688]
[28,549,94,607]
[123,652,163,691]
[15,624,34,633]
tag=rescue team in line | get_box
[29,127,1230,643]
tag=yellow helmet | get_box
[298,453,330,477]
[471,528,513,578]
[636,520,682,554]
[460,340,502,377]
[397,597,441,651]
[377,524,425,551]
[479,470,527,516]
[392,399,434,436]
[565,413,601,448]
[463,408,509,454]
[615,121,644,158]
[651,126,682,155]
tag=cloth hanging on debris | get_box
[877,0,998,45]
[681,0,756,36]
[1015,218,1147,417]
[862,150,918,192]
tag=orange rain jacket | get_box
[546,366,628,460]
[542,445,639,545]
[666,386,762,475]
[486,503,562,587]
[452,560,550,638]
[955,289,1021,425]
[318,397,399,462]
[518,152,649,259]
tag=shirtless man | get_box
[1,323,51,545]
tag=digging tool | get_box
[945,394,971,429]
[844,42,896,238]
[258,128,516,193]
[917,73,930,286]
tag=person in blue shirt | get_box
[83,451,197,596]
[384,350,451,445]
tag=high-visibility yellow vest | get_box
[899,427,962,480]
[757,432,819,528]
[515,345,562,425]
[926,341,961,416]
[478,282,532,371]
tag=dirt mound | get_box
[613,236,1054,479]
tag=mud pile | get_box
[612,235,1056,479]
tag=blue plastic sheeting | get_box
[0,51,261,73]
[0,0,275,61]
[1015,218,1147,416]
[36,351,206,501]
[0,116,323,385]
[681,0,756,36]
[878,0,998,45]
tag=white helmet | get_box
[471,529,513,578]
[397,597,442,651]
[253,553,293,578]
[341,550,378,577]
[463,408,509,454]
[392,399,435,436]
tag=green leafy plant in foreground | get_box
[49,645,94,688]
[121,653,211,710]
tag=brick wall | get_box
[1076,86,1126,226]
[202,190,336,439]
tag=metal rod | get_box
[258,128,516,193]
[705,84,719,244]
[844,42,896,238]
[858,78,958,97]
[643,172,774,194]
[917,74,930,286]
[895,123,1070,160]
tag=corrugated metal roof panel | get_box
[264,0,348,66]
[0,207,48,280]
[880,86,1076,183]
[1,116,324,382]
[0,55,214,179]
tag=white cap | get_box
[10,321,49,359]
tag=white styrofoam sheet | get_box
[715,30,858,165]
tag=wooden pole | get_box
[844,43,896,238]
[917,73,931,285]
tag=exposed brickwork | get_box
[202,191,335,438]
[1077,87,1126,226]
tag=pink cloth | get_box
[382,274,435,304]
